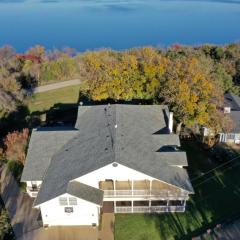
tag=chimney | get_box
[168,112,173,133]
[224,107,231,114]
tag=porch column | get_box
[167,199,170,212]
[132,180,134,196]
[113,180,116,196]
[114,201,116,213]
[131,200,134,213]
[183,200,186,208]
[150,180,152,195]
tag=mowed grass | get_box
[115,141,240,240]
[27,84,82,113]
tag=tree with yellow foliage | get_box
[159,56,224,133]
[81,48,168,101]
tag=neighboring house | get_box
[219,93,240,144]
[21,104,194,227]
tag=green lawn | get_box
[115,141,240,240]
[27,84,82,113]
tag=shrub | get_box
[4,129,29,164]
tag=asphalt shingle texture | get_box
[67,181,104,206]
[31,104,193,206]
[21,127,78,181]
[224,93,240,132]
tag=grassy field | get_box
[115,141,240,240]
[27,84,82,113]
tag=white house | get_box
[219,93,240,144]
[21,104,194,227]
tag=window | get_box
[65,207,73,213]
[59,197,78,206]
[59,197,68,206]
[69,197,77,205]
[31,181,38,190]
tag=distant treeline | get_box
[1,43,240,132]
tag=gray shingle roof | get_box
[229,111,240,132]
[67,181,103,206]
[224,93,240,132]
[33,104,193,206]
[21,127,78,181]
[224,93,240,111]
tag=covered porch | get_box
[99,179,188,199]
[108,200,186,213]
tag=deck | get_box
[99,180,188,199]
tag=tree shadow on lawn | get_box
[141,166,240,240]
[0,105,30,139]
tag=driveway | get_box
[0,166,98,240]
[99,213,115,240]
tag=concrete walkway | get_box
[0,166,98,240]
[33,79,81,93]
[99,213,115,240]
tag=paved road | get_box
[213,220,240,240]
[194,219,240,240]
[0,166,41,239]
[33,79,82,93]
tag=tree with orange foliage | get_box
[159,56,225,133]
[4,129,29,164]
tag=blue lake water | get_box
[0,0,240,52]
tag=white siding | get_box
[26,181,42,188]
[26,181,42,198]
[75,163,155,188]
[40,193,99,226]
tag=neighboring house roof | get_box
[21,127,78,181]
[224,93,240,111]
[228,111,240,132]
[32,104,193,206]
[224,93,240,133]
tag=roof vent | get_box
[112,163,118,167]
[108,103,111,107]
[80,102,83,106]
[115,124,118,128]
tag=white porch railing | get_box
[115,206,185,213]
[115,207,132,213]
[104,189,187,198]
